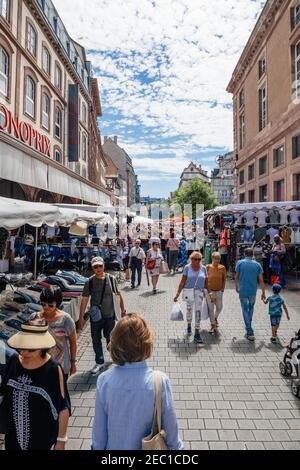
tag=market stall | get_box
[204,201,300,283]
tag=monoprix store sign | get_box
[68,84,79,162]
[0,103,51,158]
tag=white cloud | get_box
[53,0,265,191]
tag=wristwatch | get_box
[56,436,68,443]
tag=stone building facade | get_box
[102,136,138,207]
[211,152,235,205]
[179,162,210,188]
[227,0,300,204]
[0,0,111,205]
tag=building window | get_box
[293,173,300,200]
[259,155,267,175]
[248,163,255,181]
[239,193,245,203]
[27,21,37,57]
[0,107,5,127]
[82,103,87,124]
[259,87,267,131]
[259,184,268,202]
[273,145,284,167]
[292,134,300,159]
[0,0,9,21]
[0,47,8,97]
[82,167,87,179]
[239,114,245,150]
[248,189,255,203]
[42,46,51,75]
[258,58,266,79]
[25,76,35,118]
[55,64,62,91]
[42,93,50,130]
[75,164,81,175]
[239,89,244,108]
[239,169,245,185]
[82,134,87,161]
[293,3,300,28]
[274,179,285,202]
[55,108,62,139]
[296,41,300,99]
[54,149,61,163]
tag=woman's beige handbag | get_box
[142,371,168,450]
[125,268,131,281]
[159,261,169,274]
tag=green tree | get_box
[169,178,218,215]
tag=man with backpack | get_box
[79,257,126,375]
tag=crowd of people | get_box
[0,231,292,450]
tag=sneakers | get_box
[187,326,192,336]
[194,333,203,344]
[209,326,216,335]
[245,334,255,342]
[271,336,278,344]
[90,363,105,375]
[153,288,157,294]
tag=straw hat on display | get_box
[8,315,56,350]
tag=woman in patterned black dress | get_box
[0,316,71,450]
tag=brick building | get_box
[0,0,111,205]
[227,0,300,203]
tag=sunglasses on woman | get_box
[41,302,56,308]
[192,258,201,261]
[93,265,104,269]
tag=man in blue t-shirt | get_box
[235,248,266,341]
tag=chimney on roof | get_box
[113,136,118,144]
[104,136,108,143]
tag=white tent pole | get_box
[34,227,38,280]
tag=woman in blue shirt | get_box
[174,251,208,344]
[92,314,183,450]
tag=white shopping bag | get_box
[201,297,209,321]
[170,303,184,321]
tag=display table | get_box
[63,296,83,322]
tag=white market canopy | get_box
[0,197,61,230]
[204,201,300,216]
[0,197,114,230]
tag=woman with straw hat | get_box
[0,315,71,450]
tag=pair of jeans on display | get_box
[239,296,256,336]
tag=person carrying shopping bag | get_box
[173,251,208,344]
[206,252,227,334]
[146,242,164,294]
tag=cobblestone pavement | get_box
[63,274,299,450]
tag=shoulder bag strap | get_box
[88,275,95,295]
[99,276,107,307]
[152,371,163,434]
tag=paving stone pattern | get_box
[66,274,300,450]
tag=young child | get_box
[263,283,290,343]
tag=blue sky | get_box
[54,0,266,198]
